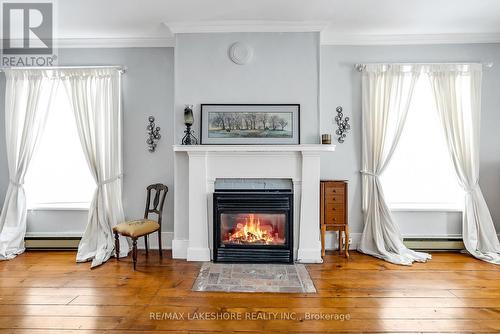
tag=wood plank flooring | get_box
[0,250,499,333]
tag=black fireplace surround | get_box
[213,189,293,263]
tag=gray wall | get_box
[0,47,175,235]
[0,39,498,243]
[320,44,500,236]
[174,32,320,144]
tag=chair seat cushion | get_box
[113,219,160,238]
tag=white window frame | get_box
[381,73,464,212]
[24,85,95,211]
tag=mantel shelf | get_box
[173,144,336,153]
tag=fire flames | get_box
[227,214,276,244]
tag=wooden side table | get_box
[320,180,349,258]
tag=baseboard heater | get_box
[403,238,464,251]
[24,237,81,250]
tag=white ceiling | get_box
[54,0,500,46]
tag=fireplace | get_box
[213,190,293,263]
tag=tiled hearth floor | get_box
[192,263,316,293]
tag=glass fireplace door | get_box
[220,212,287,246]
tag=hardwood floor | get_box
[0,250,499,333]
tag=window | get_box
[24,86,95,210]
[380,73,464,210]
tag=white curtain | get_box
[359,64,431,265]
[62,68,129,268]
[0,69,58,260]
[428,64,500,264]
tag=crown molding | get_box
[165,20,329,34]
[320,32,500,45]
[53,37,175,48]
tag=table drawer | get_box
[325,194,345,204]
[325,186,345,196]
[324,212,345,225]
[325,203,344,214]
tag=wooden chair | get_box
[113,183,168,270]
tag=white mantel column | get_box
[186,151,211,261]
[297,151,323,263]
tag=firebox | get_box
[213,190,293,263]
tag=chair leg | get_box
[344,226,350,258]
[158,230,163,258]
[144,235,149,256]
[132,238,138,270]
[114,232,120,261]
[320,225,326,258]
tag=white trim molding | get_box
[173,144,335,153]
[55,37,175,48]
[5,32,496,49]
[165,20,329,34]
[320,32,500,46]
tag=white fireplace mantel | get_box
[173,144,336,153]
[172,144,335,263]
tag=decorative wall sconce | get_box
[146,116,161,152]
[181,105,198,145]
[335,106,350,143]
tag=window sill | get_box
[389,205,463,212]
[28,204,90,211]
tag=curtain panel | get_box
[428,64,500,264]
[61,68,129,268]
[0,69,58,260]
[359,64,432,265]
[0,68,128,268]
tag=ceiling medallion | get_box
[228,42,253,65]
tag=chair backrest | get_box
[144,183,168,230]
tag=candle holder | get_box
[321,134,332,144]
[146,116,161,152]
[181,105,198,145]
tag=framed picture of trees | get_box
[200,104,300,145]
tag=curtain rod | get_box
[354,62,494,72]
[0,65,127,74]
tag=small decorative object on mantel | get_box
[335,106,350,143]
[321,134,332,145]
[146,116,161,152]
[181,104,199,145]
